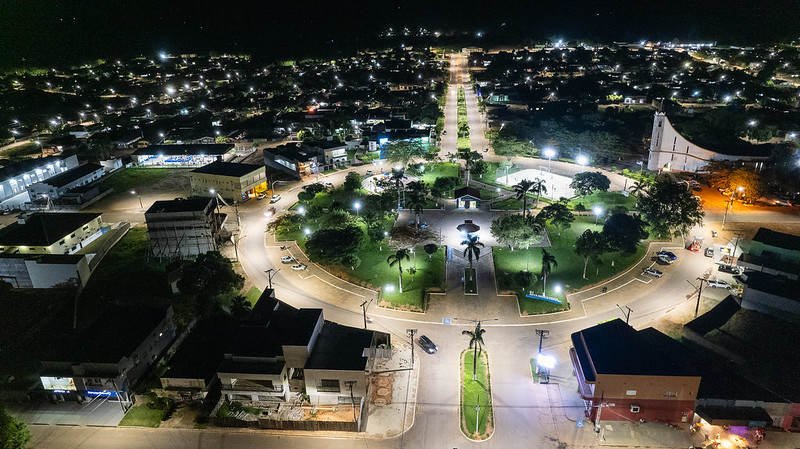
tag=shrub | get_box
[574,203,587,212]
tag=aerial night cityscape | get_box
[2,1,800,448]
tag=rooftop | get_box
[0,155,72,181]
[145,197,214,215]
[45,306,171,364]
[305,322,373,371]
[133,143,235,156]
[571,319,700,381]
[226,308,322,358]
[742,271,800,300]
[454,186,481,199]
[751,227,800,252]
[267,143,320,162]
[36,163,103,188]
[162,314,238,383]
[0,212,102,247]
[191,160,264,178]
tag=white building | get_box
[0,155,79,209]
[28,163,105,200]
[647,113,771,172]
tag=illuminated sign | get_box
[41,377,76,391]
[86,390,118,398]
[378,138,389,146]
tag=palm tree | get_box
[629,180,648,198]
[540,248,558,296]
[390,168,405,210]
[457,147,483,186]
[387,249,411,292]
[531,178,548,208]
[230,295,252,320]
[514,179,534,217]
[405,182,428,230]
[461,234,485,270]
[462,322,486,381]
[526,215,546,249]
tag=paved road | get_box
[27,53,797,449]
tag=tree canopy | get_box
[570,171,611,196]
[0,405,31,449]
[305,227,365,265]
[637,177,705,239]
[602,212,649,254]
[574,229,608,279]
[537,201,575,235]
[386,140,427,168]
[177,251,245,302]
[490,213,544,250]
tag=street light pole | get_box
[721,186,744,230]
[406,329,417,367]
[616,304,632,324]
[694,277,708,318]
[360,298,373,329]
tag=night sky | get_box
[1,0,798,69]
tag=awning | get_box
[694,405,772,427]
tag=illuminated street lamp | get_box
[576,154,589,166]
[543,147,556,173]
[593,206,603,225]
[721,186,745,230]
[130,190,143,210]
[353,201,361,216]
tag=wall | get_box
[304,369,368,405]
[0,155,79,202]
[740,287,800,323]
[146,210,216,258]
[594,373,701,402]
[0,257,32,287]
[25,255,90,288]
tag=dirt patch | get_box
[160,403,200,429]
[302,405,360,422]
[377,300,422,312]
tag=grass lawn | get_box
[119,404,163,427]
[529,358,543,383]
[244,286,262,305]
[1,141,42,159]
[493,216,648,315]
[94,167,190,195]
[492,197,525,211]
[420,162,459,185]
[569,190,636,212]
[295,187,369,211]
[460,349,494,440]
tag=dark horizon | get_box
[1,0,799,69]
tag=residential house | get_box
[737,228,800,280]
[145,198,224,258]
[263,143,321,180]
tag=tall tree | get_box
[390,168,405,210]
[490,213,543,250]
[386,140,427,168]
[461,234,485,270]
[343,171,363,192]
[405,182,428,230]
[540,249,558,295]
[457,147,483,186]
[230,295,252,320]
[0,404,31,449]
[514,179,535,217]
[461,322,487,381]
[570,171,611,196]
[423,243,438,259]
[637,177,705,239]
[530,178,548,208]
[574,230,608,279]
[387,249,411,292]
[537,201,575,236]
[602,213,649,254]
[305,227,365,265]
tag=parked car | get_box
[718,264,741,275]
[257,193,268,200]
[442,130,447,135]
[270,194,281,203]
[291,263,307,271]
[658,254,675,264]
[365,170,374,176]
[417,335,437,354]
[643,267,663,278]
[657,251,677,260]
[324,182,334,188]
[280,255,295,263]
[483,148,489,153]
[705,247,714,258]
[707,279,730,289]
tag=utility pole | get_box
[475,401,480,436]
[695,277,708,318]
[264,268,280,289]
[406,329,417,367]
[344,380,358,424]
[360,298,374,329]
[535,329,549,355]
[616,304,633,324]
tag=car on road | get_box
[280,255,295,263]
[270,194,281,203]
[324,182,334,188]
[657,251,677,260]
[257,193,268,200]
[658,254,675,264]
[707,279,730,289]
[718,264,741,275]
[483,148,489,153]
[365,170,374,176]
[417,335,437,354]
[291,263,307,271]
[643,267,663,278]
[264,207,276,217]
[705,247,714,258]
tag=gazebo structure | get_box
[457,219,480,235]
[454,187,481,209]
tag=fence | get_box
[212,416,360,432]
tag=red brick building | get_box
[570,319,701,424]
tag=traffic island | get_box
[464,267,478,294]
[459,349,494,440]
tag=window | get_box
[625,390,637,396]
[317,379,340,392]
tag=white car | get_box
[707,279,730,289]
[291,263,307,271]
[643,267,663,278]
[658,254,675,264]
[365,170,374,176]
[324,182,334,188]
[270,194,281,203]
[257,193,268,200]
[280,255,295,263]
